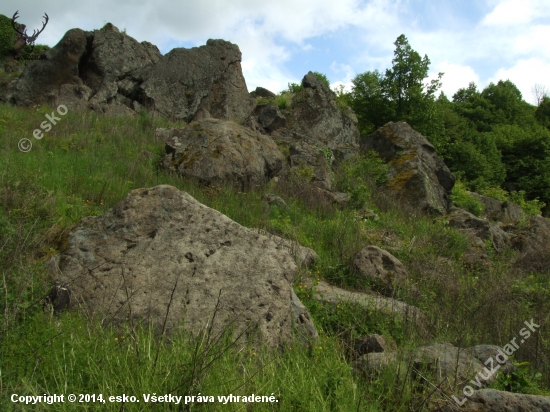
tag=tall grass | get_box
[0,102,549,411]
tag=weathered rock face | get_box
[355,343,496,393]
[158,118,285,190]
[2,24,256,123]
[446,207,510,253]
[252,103,286,134]
[2,28,89,106]
[2,24,161,110]
[49,185,313,348]
[250,87,276,100]
[361,122,455,215]
[283,72,359,149]
[352,246,410,296]
[469,192,525,224]
[139,39,255,122]
[289,141,333,190]
[312,281,429,334]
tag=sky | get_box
[3,0,550,105]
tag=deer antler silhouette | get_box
[11,10,49,47]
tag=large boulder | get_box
[507,215,550,272]
[352,245,411,296]
[158,118,285,190]
[469,192,525,224]
[48,185,316,348]
[2,24,161,109]
[138,39,256,122]
[283,71,359,150]
[446,207,510,253]
[355,343,497,394]
[360,122,455,215]
[312,281,429,334]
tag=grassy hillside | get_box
[0,97,549,411]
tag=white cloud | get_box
[513,25,550,58]
[488,58,550,104]
[429,62,480,98]
[482,0,550,25]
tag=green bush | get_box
[335,151,389,209]
[451,180,485,216]
[276,92,292,111]
[0,13,15,58]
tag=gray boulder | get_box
[252,102,286,133]
[48,185,313,348]
[139,39,256,122]
[289,141,333,190]
[312,281,429,334]
[361,121,455,215]
[355,343,496,394]
[250,86,277,100]
[278,71,360,150]
[291,289,319,343]
[2,24,161,109]
[446,207,510,253]
[352,245,410,296]
[469,192,525,224]
[158,118,285,190]
[2,28,89,106]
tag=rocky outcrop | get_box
[48,185,318,348]
[158,118,285,190]
[352,246,411,296]
[361,121,455,215]
[446,207,510,253]
[282,72,360,150]
[250,87,276,100]
[1,24,256,123]
[2,24,161,110]
[288,141,333,190]
[251,102,286,134]
[355,343,498,393]
[138,39,255,122]
[469,192,525,224]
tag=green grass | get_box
[1,102,550,411]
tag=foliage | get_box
[335,151,389,209]
[276,92,292,111]
[535,96,550,130]
[0,13,15,58]
[450,180,485,216]
[495,362,543,394]
[349,34,443,140]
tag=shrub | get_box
[451,180,485,216]
[276,92,292,111]
[335,151,389,209]
[0,14,15,58]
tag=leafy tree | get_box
[349,70,393,134]
[382,34,443,127]
[535,96,550,130]
[349,34,443,139]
